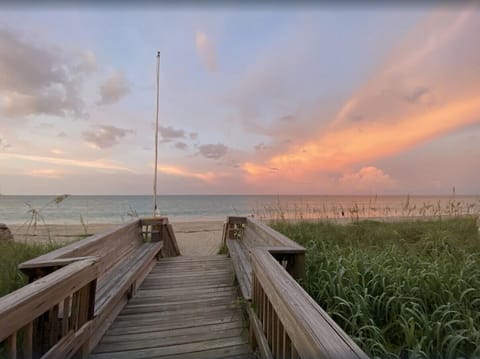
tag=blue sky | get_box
[0,4,478,195]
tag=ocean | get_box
[0,194,479,225]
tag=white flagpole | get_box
[153,51,160,216]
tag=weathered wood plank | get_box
[153,255,229,268]
[140,283,235,292]
[106,312,244,336]
[94,242,163,314]
[115,303,241,321]
[95,326,246,353]
[130,292,236,307]
[86,242,164,353]
[91,254,252,358]
[133,286,236,299]
[247,306,273,359]
[140,277,235,288]
[101,320,245,343]
[19,221,139,271]
[109,308,244,329]
[19,256,98,270]
[146,268,233,278]
[6,332,16,359]
[0,258,98,341]
[120,297,238,315]
[23,322,33,359]
[245,218,304,250]
[252,249,368,359]
[153,345,252,359]
[86,291,128,353]
[227,239,252,300]
[129,289,237,302]
[43,320,94,359]
[165,223,181,256]
[90,336,249,359]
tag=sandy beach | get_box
[9,220,226,256]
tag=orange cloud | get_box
[50,149,64,155]
[158,165,217,182]
[0,153,134,173]
[245,94,480,181]
[27,169,64,179]
[243,5,480,184]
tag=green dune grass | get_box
[0,241,62,297]
[272,217,480,359]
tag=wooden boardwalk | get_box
[1,217,368,359]
[90,255,254,359]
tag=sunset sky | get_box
[0,3,479,195]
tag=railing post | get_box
[292,252,306,283]
[151,223,162,242]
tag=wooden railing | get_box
[0,258,98,359]
[224,216,369,359]
[140,217,181,257]
[0,217,180,359]
[251,249,368,359]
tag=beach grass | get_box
[253,195,480,222]
[0,240,66,357]
[271,216,480,359]
[0,240,62,297]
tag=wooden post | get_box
[151,224,161,242]
[7,332,16,359]
[23,322,33,359]
[62,296,71,335]
[292,253,306,283]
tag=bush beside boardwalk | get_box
[272,217,480,359]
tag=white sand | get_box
[9,220,225,256]
[171,221,224,256]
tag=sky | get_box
[0,3,479,195]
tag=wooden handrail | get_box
[2,217,180,358]
[0,258,98,358]
[251,249,368,359]
[224,216,368,358]
[246,218,304,250]
[19,220,139,272]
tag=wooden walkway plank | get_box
[95,327,246,353]
[132,286,236,300]
[105,312,244,336]
[120,298,239,315]
[91,336,249,359]
[149,346,255,359]
[107,308,244,329]
[90,255,252,359]
[100,321,245,343]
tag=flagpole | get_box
[153,51,160,216]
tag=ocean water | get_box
[0,195,478,225]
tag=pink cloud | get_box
[195,31,217,72]
[339,166,395,191]
[242,4,480,189]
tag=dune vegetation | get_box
[271,216,480,359]
[0,241,62,297]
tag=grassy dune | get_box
[0,241,62,297]
[272,217,480,359]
